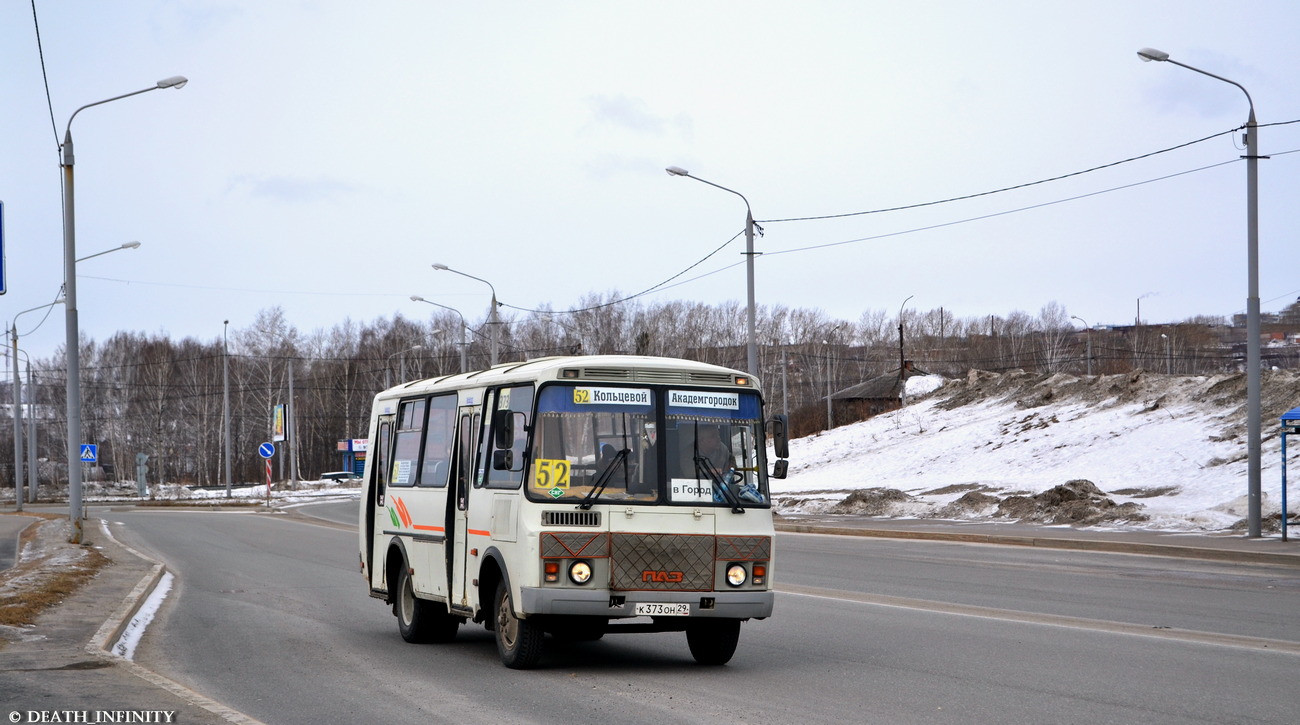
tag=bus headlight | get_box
[569,560,593,585]
[725,563,748,587]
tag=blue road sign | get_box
[80,444,98,463]
[258,442,275,459]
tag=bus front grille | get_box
[542,510,602,527]
[610,533,714,591]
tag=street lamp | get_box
[666,166,760,376]
[10,304,56,513]
[223,321,233,498]
[432,264,501,366]
[386,345,425,388]
[61,75,186,543]
[898,295,914,373]
[9,241,142,513]
[410,296,469,373]
[76,240,141,263]
[7,343,29,512]
[1071,315,1093,376]
[1138,47,1263,537]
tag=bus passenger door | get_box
[450,404,481,612]
[409,394,457,600]
[367,415,394,593]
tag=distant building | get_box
[829,360,930,423]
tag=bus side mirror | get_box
[769,415,789,459]
[493,409,514,449]
[492,449,514,471]
[771,459,788,479]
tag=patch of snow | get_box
[772,370,1300,532]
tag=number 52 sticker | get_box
[533,458,571,488]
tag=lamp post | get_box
[1138,47,1263,537]
[1071,315,1093,375]
[1161,333,1172,374]
[223,321,233,498]
[410,296,469,373]
[7,341,27,512]
[76,240,141,263]
[898,295,914,374]
[432,264,500,366]
[666,166,760,376]
[61,75,186,543]
[10,241,142,513]
[385,345,425,388]
[10,304,57,512]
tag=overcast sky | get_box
[3,1,1299,361]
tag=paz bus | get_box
[358,354,789,669]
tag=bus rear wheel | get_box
[395,566,459,644]
[686,619,741,666]
[494,580,544,669]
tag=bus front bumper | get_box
[519,587,774,619]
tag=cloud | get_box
[587,94,692,138]
[227,174,356,203]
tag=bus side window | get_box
[373,416,393,505]
[420,394,456,488]
[456,411,478,510]
[486,385,534,490]
[474,391,496,489]
[390,399,427,487]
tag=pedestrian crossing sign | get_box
[80,444,98,463]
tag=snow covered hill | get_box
[771,369,1300,532]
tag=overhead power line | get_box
[757,127,1242,224]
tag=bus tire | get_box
[395,566,458,644]
[686,619,741,666]
[494,579,544,669]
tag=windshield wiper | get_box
[693,455,746,514]
[579,448,629,510]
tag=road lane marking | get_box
[777,583,1300,656]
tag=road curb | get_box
[87,519,168,655]
[774,523,1300,568]
[88,518,268,725]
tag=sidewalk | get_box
[775,513,1300,567]
[0,514,259,724]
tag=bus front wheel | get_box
[686,619,741,666]
[494,580,544,669]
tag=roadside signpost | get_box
[259,442,274,503]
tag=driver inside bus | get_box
[697,424,735,471]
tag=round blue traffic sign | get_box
[258,442,275,459]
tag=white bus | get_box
[358,354,789,669]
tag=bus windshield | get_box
[528,384,769,508]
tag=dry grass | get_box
[0,513,111,631]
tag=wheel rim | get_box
[400,573,414,626]
[497,588,518,649]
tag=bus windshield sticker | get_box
[391,459,413,485]
[668,390,740,410]
[533,458,571,488]
[572,387,652,406]
[669,477,713,503]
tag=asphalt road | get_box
[104,504,1299,724]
